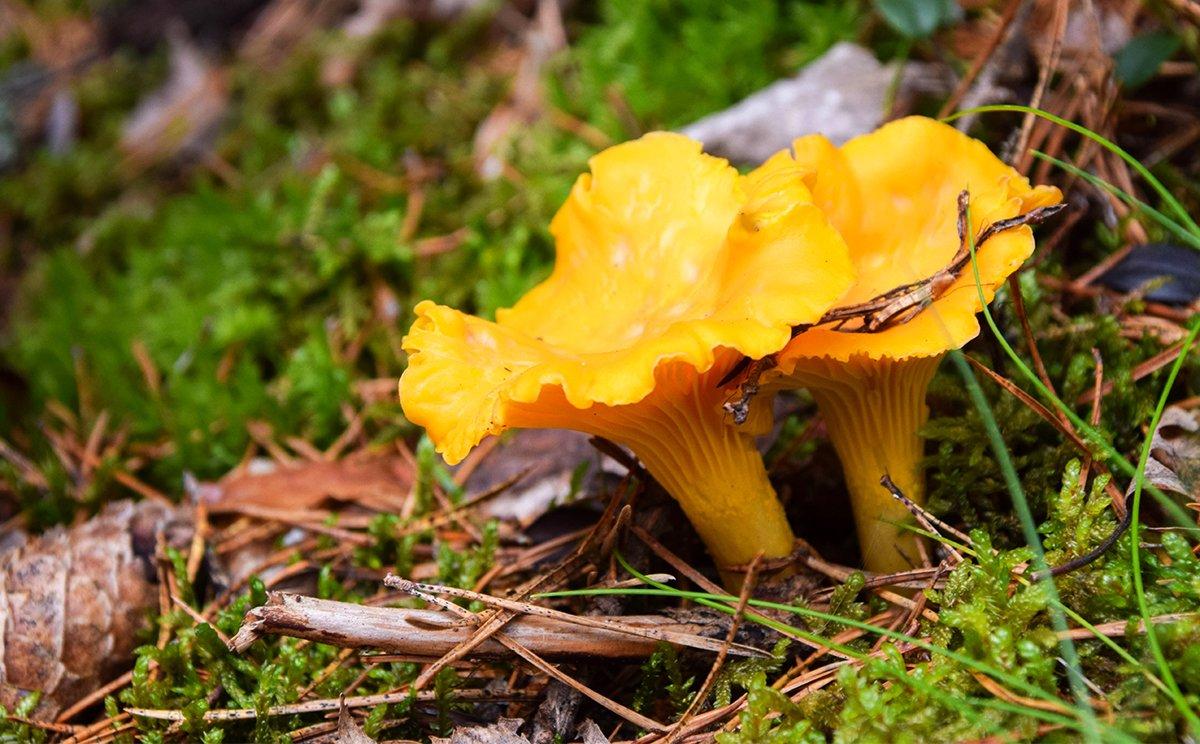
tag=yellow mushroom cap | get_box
[401,132,855,465]
[779,116,1063,364]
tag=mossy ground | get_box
[2,1,1200,741]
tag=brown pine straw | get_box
[1007,275,1065,417]
[1076,340,1195,406]
[22,12,1198,736]
[398,483,637,689]
[661,553,763,744]
[963,355,1088,451]
[629,523,725,596]
[124,689,540,723]
[1012,0,1069,173]
[54,669,140,724]
[937,0,1024,118]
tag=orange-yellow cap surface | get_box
[401,132,855,464]
[779,116,1063,364]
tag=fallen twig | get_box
[127,688,539,723]
[1057,613,1199,641]
[719,196,1067,417]
[231,592,764,660]
[382,577,772,659]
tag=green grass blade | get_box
[949,350,1100,742]
[945,104,1200,236]
[1047,598,1173,698]
[1127,314,1200,733]
[604,555,1112,726]
[910,520,1173,696]
[959,188,1200,730]
[956,206,1101,740]
[965,262,1195,526]
[538,582,1134,742]
[944,104,1196,527]
[1032,151,1200,251]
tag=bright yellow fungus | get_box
[767,117,1063,574]
[401,132,854,574]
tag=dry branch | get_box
[232,592,771,661]
[128,688,538,723]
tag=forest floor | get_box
[2,0,1200,741]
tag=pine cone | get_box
[0,500,187,719]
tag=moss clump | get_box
[1,16,587,503]
[550,0,865,137]
[924,273,1162,546]
[723,459,1200,741]
[718,669,824,744]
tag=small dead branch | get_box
[1035,505,1133,581]
[720,194,1067,418]
[381,578,771,659]
[402,482,635,689]
[879,474,969,565]
[402,572,666,733]
[127,688,539,724]
[720,355,776,425]
[232,592,766,660]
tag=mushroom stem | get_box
[509,358,795,579]
[786,354,941,575]
[621,392,794,574]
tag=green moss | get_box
[925,275,1163,546]
[633,644,695,719]
[718,669,823,744]
[550,0,865,137]
[0,692,49,743]
[712,639,791,709]
[0,10,583,504]
[721,459,1200,741]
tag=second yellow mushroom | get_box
[764,117,1062,574]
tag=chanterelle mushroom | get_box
[401,133,854,576]
[764,117,1063,574]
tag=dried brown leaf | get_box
[119,29,228,171]
[197,449,414,514]
[462,430,618,526]
[1131,405,1200,501]
[576,720,610,744]
[432,718,531,744]
[336,699,377,744]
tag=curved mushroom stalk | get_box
[509,356,793,571]
[785,354,941,574]
[400,133,854,586]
